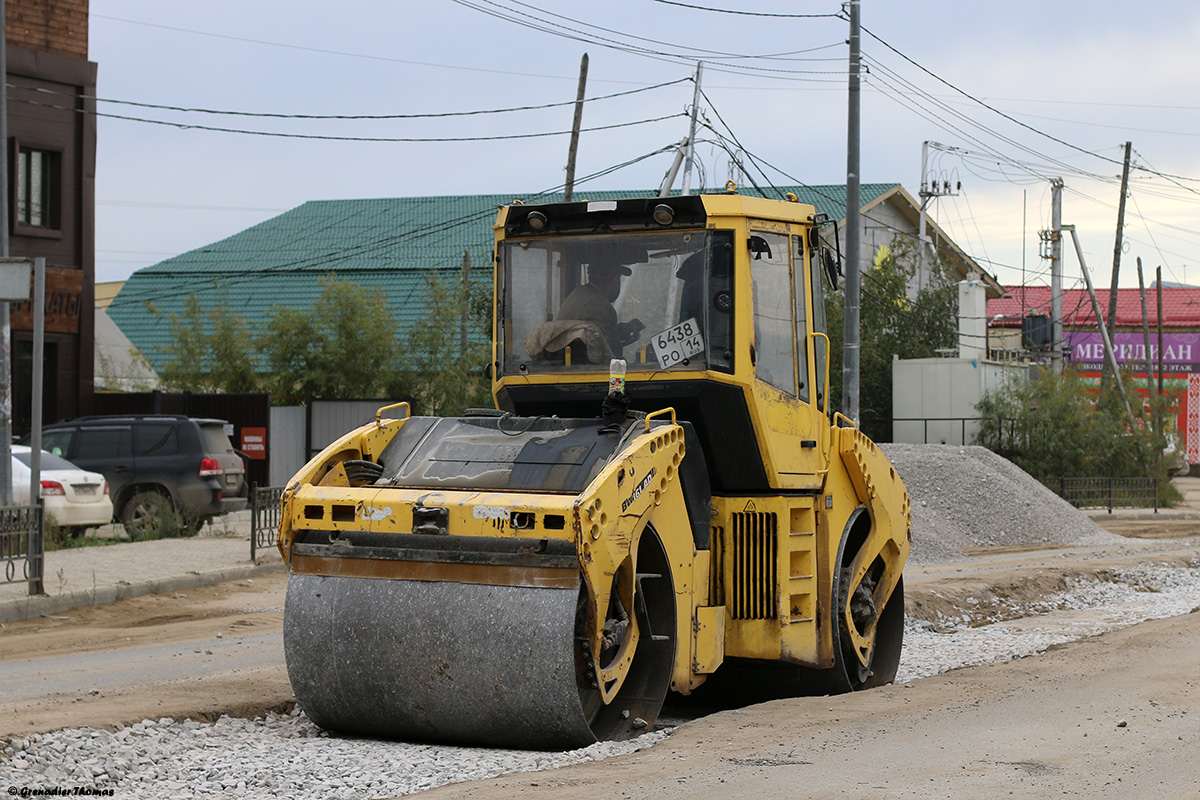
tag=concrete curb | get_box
[0,560,286,624]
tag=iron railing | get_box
[1042,477,1158,514]
[0,504,44,594]
[250,484,284,560]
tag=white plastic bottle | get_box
[609,358,627,395]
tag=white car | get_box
[11,444,114,535]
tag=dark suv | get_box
[29,415,248,537]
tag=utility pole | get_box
[0,0,11,505]
[842,0,861,422]
[657,138,688,197]
[1103,141,1133,387]
[1042,179,1064,374]
[1065,224,1131,416]
[681,61,703,196]
[1157,265,1164,429]
[1137,257,1154,426]
[916,140,961,293]
[562,53,588,203]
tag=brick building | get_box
[6,0,97,433]
[989,285,1200,466]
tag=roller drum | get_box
[284,573,597,750]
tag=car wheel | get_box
[120,491,175,539]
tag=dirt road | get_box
[0,570,294,738]
[420,608,1200,799]
[1,522,1198,797]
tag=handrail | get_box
[375,401,411,426]
[644,406,677,432]
[833,411,857,429]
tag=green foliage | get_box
[825,238,958,442]
[403,270,494,416]
[974,367,1182,502]
[260,275,413,405]
[158,271,493,413]
[159,289,259,393]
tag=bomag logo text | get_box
[622,468,656,512]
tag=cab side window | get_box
[750,231,795,396]
[793,235,811,403]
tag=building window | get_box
[17,147,59,229]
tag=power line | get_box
[11,78,690,121]
[450,0,842,63]
[859,23,1200,188]
[447,0,850,79]
[648,0,841,18]
[91,13,640,84]
[12,95,683,142]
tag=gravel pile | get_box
[881,443,1124,565]
[0,715,667,799]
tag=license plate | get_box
[652,318,704,369]
[73,484,99,495]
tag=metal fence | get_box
[250,485,285,560]
[0,504,44,594]
[1042,477,1159,514]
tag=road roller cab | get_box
[278,191,911,750]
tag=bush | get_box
[974,367,1182,505]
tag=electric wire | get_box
[498,0,835,61]
[859,23,1200,188]
[450,0,846,65]
[11,78,690,121]
[11,95,683,142]
[647,1,841,18]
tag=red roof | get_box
[989,285,1200,329]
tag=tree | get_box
[402,270,493,416]
[259,275,411,405]
[975,366,1181,493]
[825,238,958,442]
[159,290,258,393]
[158,271,493,412]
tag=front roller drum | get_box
[285,574,596,750]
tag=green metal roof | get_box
[108,184,896,372]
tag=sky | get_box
[87,1,1200,294]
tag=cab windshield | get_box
[500,230,733,375]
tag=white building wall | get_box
[892,357,1024,445]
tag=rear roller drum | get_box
[284,527,677,750]
[575,526,677,741]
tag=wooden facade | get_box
[6,0,96,433]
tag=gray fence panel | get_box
[307,399,405,460]
[269,406,307,486]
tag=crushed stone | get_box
[881,443,1125,565]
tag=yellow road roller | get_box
[279,191,910,750]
